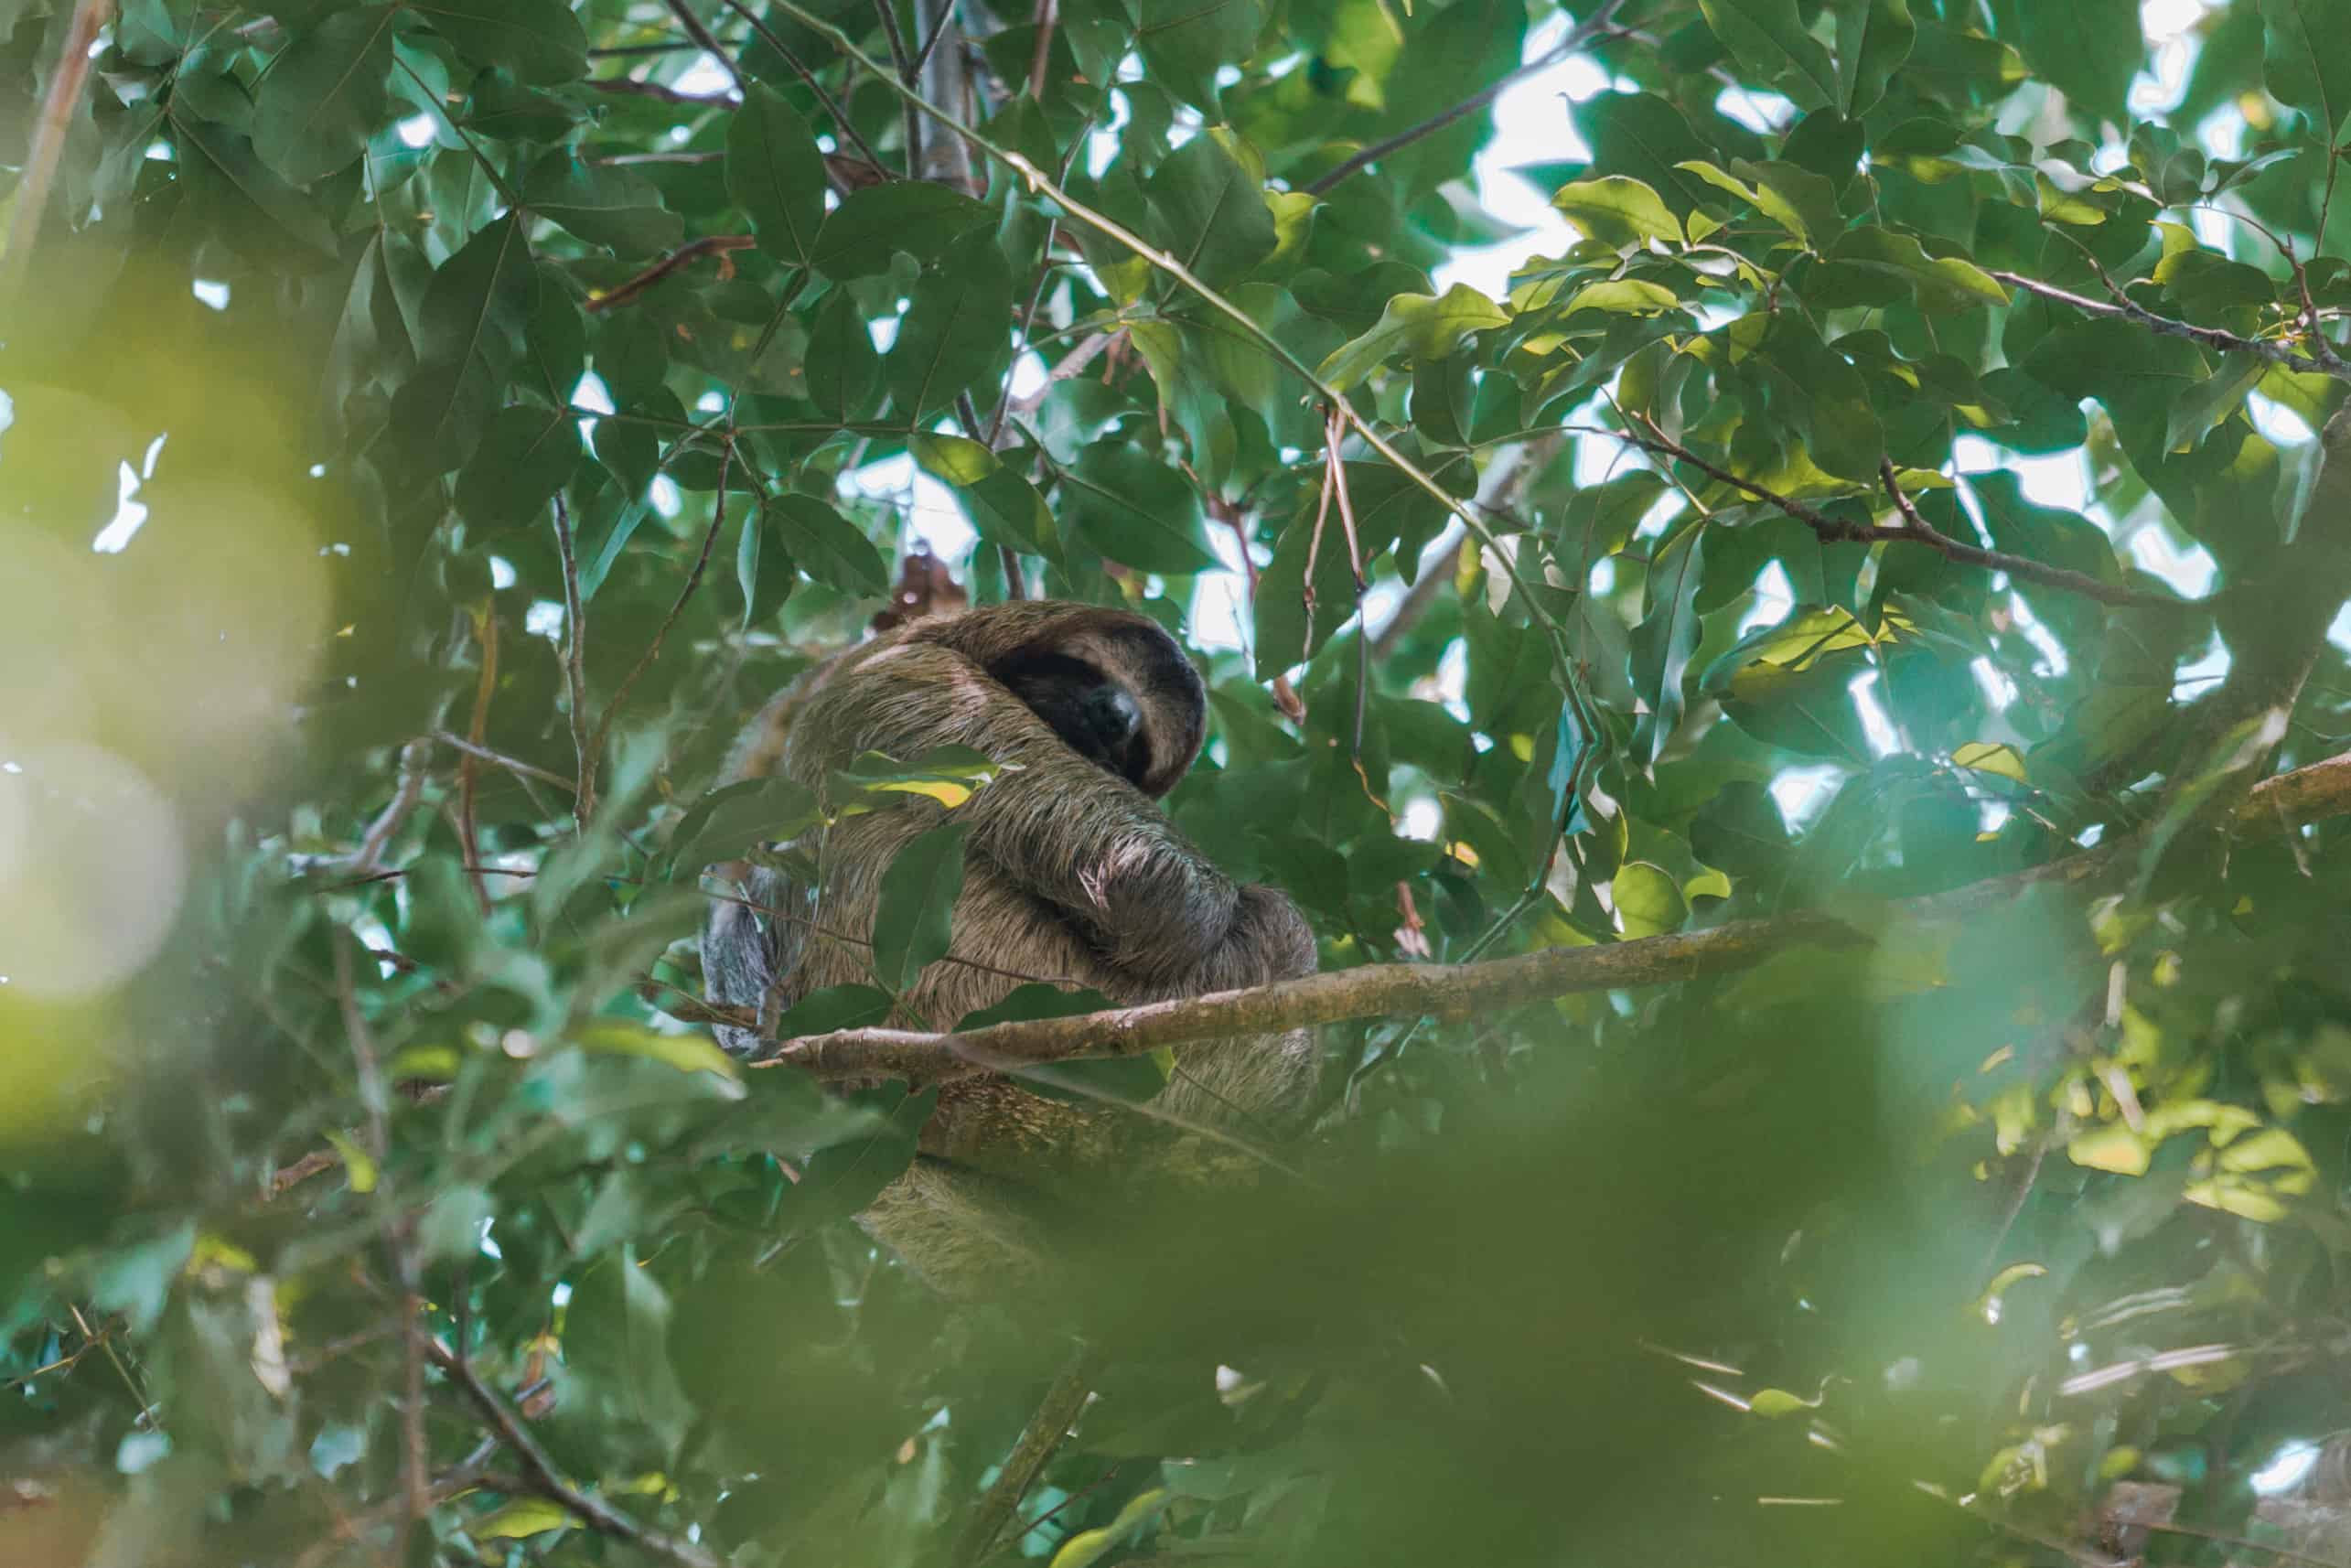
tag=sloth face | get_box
[994,650,1151,788]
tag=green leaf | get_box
[911,434,1062,561]
[1612,862,1688,939]
[1629,524,1707,763]
[873,822,972,992]
[1952,741,2027,783]
[1830,0,1914,116]
[2013,0,2142,123]
[1316,284,1510,392]
[1698,0,1838,110]
[1059,441,1219,573]
[1823,227,2009,313]
[524,152,682,257]
[2264,0,2351,140]
[735,498,796,629]
[811,181,991,280]
[805,286,880,423]
[766,493,889,596]
[729,87,829,268]
[417,212,538,375]
[1134,0,1263,107]
[171,116,340,258]
[1549,176,1685,248]
[565,1246,694,1458]
[407,0,588,85]
[453,404,582,529]
[1560,278,1683,316]
[668,775,822,878]
[887,236,1013,419]
[251,5,397,186]
[1725,314,1884,482]
[1144,133,1279,289]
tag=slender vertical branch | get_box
[0,0,112,298]
[551,493,596,826]
[456,605,500,916]
[871,0,925,174]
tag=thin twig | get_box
[954,1348,1095,1566]
[429,732,578,795]
[551,493,596,824]
[585,234,757,313]
[661,0,746,92]
[1026,0,1058,99]
[1614,414,2185,610]
[427,1341,720,1568]
[456,607,500,917]
[585,75,739,106]
[1989,268,2337,380]
[585,436,738,777]
[348,738,434,874]
[1304,0,1625,196]
[871,0,924,174]
[289,1438,500,1568]
[0,0,112,298]
[712,0,891,169]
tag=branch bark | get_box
[753,751,2351,1084]
[1989,269,2341,381]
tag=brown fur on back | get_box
[701,602,1319,1297]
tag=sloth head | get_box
[912,602,1208,799]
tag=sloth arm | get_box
[794,640,1298,988]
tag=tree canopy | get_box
[6,0,2351,1563]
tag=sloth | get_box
[701,600,1320,1295]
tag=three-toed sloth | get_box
[701,601,1319,1296]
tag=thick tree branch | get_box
[752,750,2351,1083]
[1304,0,1626,196]
[1988,269,2340,380]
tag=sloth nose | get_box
[1092,685,1142,746]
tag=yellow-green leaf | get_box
[1315,284,1509,392]
[468,1497,572,1540]
[573,1022,742,1081]
[2067,1122,2150,1176]
[1562,278,1683,316]
[1952,741,2027,783]
[324,1129,378,1194]
[1550,176,1685,247]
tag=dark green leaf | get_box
[1144,133,1278,289]
[872,821,971,992]
[811,181,991,280]
[804,286,880,423]
[252,5,397,186]
[767,493,889,596]
[407,0,588,85]
[524,152,682,257]
[729,87,829,268]
[1060,441,1219,573]
[886,235,1012,420]
[453,404,581,529]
